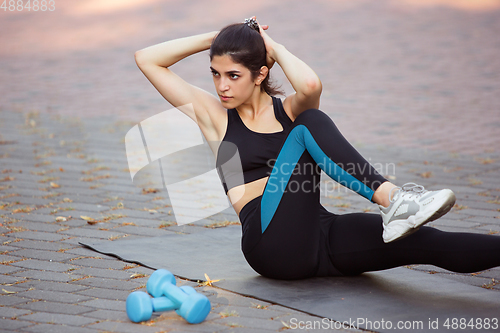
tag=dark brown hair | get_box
[210,23,284,96]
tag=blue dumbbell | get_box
[126,285,197,323]
[146,269,211,324]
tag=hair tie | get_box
[243,18,260,32]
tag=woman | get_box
[134,18,500,280]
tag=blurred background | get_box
[1,0,499,154]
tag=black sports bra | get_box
[216,96,293,194]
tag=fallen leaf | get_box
[50,182,60,188]
[80,216,98,225]
[63,198,72,203]
[55,216,67,222]
[130,273,146,279]
[205,220,241,229]
[2,289,16,294]
[12,207,34,214]
[476,157,495,165]
[142,188,159,194]
[199,273,220,287]
[419,171,433,178]
[0,176,15,182]
[453,204,468,211]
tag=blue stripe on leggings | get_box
[261,125,374,233]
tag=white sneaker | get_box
[379,183,456,243]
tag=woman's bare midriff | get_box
[227,176,269,217]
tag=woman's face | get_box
[210,54,256,108]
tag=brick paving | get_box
[1,0,500,332]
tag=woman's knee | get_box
[294,108,325,121]
[293,108,336,129]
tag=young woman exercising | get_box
[135,18,500,280]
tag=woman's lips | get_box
[220,95,232,102]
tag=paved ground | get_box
[1,0,500,332]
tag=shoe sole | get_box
[384,190,456,243]
[412,189,456,227]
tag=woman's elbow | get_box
[134,50,148,68]
[304,77,322,97]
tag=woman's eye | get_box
[230,74,239,80]
[211,71,219,77]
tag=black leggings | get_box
[238,109,500,280]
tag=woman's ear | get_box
[255,66,269,85]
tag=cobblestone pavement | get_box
[1,0,500,332]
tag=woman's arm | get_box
[273,44,322,119]
[257,20,322,120]
[135,31,217,68]
[134,31,226,142]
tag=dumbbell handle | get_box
[151,295,177,312]
[153,285,196,311]
[159,281,188,307]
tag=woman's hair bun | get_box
[243,18,260,33]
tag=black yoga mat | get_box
[81,226,500,332]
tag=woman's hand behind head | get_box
[253,16,277,70]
